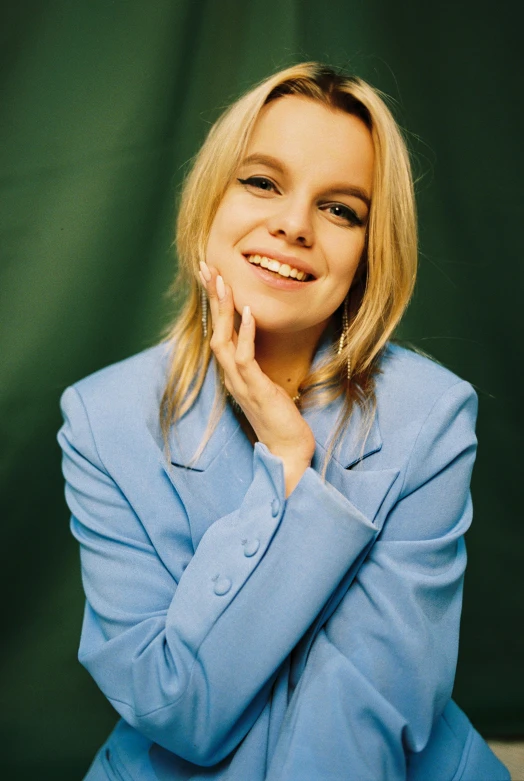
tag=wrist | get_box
[279,454,312,498]
[266,433,315,468]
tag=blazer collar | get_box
[166,339,382,472]
[303,393,381,471]
[166,357,241,472]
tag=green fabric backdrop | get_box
[1,0,522,777]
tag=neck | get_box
[254,321,329,397]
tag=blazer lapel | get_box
[303,392,382,471]
[166,360,237,472]
[159,361,254,549]
[303,397,399,525]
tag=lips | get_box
[242,251,316,281]
[245,254,312,281]
[240,254,314,292]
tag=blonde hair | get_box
[158,62,417,465]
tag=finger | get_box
[209,277,239,371]
[199,260,211,283]
[235,309,274,401]
[235,305,256,375]
[215,276,237,345]
[203,266,236,345]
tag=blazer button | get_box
[242,538,260,557]
[213,577,232,596]
[271,498,280,517]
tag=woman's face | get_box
[206,95,374,337]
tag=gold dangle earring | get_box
[201,287,208,338]
[337,295,352,380]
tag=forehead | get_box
[245,95,374,190]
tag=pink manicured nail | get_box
[242,305,251,326]
[199,260,211,282]
[216,275,226,300]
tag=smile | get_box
[245,254,313,281]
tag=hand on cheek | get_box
[198,261,316,497]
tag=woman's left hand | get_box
[199,261,316,497]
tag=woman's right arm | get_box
[58,384,379,767]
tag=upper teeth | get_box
[246,255,309,281]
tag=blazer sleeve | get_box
[58,384,382,766]
[266,380,479,781]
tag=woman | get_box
[58,63,510,780]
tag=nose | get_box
[266,196,314,247]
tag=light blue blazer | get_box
[57,339,509,781]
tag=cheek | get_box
[208,203,231,243]
[329,233,366,284]
[206,209,234,266]
[208,205,251,259]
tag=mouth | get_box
[243,254,315,282]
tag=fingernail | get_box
[242,305,251,326]
[199,261,211,282]
[216,275,226,300]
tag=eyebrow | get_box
[240,153,371,209]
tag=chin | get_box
[251,313,310,335]
[231,288,317,334]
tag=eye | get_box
[237,176,277,193]
[322,203,364,227]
